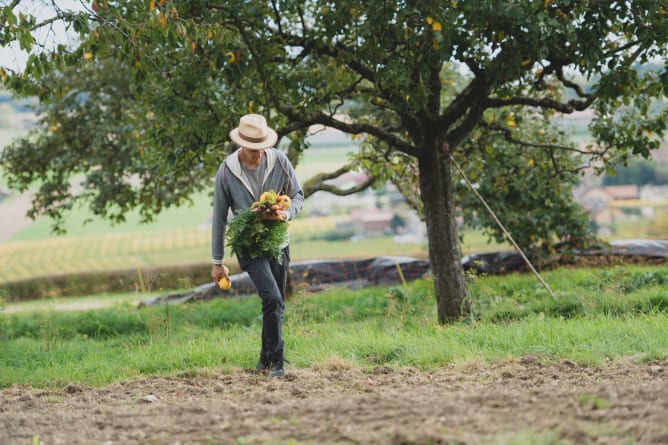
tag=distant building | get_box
[575,185,639,214]
[639,185,668,218]
[349,208,393,236]
[601,185,639,200]
[574,183,668,234]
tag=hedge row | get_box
[1,262,241,302]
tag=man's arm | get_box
[211,163,229,265]
[280,154,304,221]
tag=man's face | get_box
[241,147,265,163]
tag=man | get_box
[211,114,304,378]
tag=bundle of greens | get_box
[226,190,291,263]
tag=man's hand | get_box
[211,264,229,284]
[261,204,287,221]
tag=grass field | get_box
[2,117,668,444]
[2,249,667,444]
[1,264,667,387]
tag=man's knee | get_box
[260,291,283,310]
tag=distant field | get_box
[0,220,519,285]
[294,145,353,179]
[9,191,215,241]
[7,146,353,241]
[0,143,427,285]
[0,215,354,284]
[4,119,663,287]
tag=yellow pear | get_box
[259,190,277,204]
[218,276,231,290]
[277,195,292,210]
[218,265,231,290]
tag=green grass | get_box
[1,264,667,388]
[2,291,143,314]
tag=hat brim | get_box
[229,127,278,150]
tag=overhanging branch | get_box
[486,95,594,114]
[481,121,609,156]
[555,67,592,99]
[279,107,417,156]
[302,163,376,199]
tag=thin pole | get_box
[450,155,557,300]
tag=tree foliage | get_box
[1,0,667,321]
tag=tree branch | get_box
[269,0,283,36]
[279,107,417,155]
[555,67,591,99]
[481,121,609,156]
[444,100,487,148]
[438,69,495,130]
[485,94,594,114]
[273,30,377,83]
[302,163,376,199]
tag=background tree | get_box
[602,158,668,186]
[1,1,667,322]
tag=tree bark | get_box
[418,145,469,323]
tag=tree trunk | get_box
[418,145,469,323]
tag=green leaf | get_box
[3,6,17,25]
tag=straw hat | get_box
[229,114,278,150]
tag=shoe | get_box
[269,361,286,378]
[256,357,269,371]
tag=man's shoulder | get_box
[271,148,293,165]
[219,150,241,171]
[224,149,240,162]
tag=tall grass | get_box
[1,265,667,388]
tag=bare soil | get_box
[1,358,667,445]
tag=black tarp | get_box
[140,239,668,307]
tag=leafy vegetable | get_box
[226,207,288,263]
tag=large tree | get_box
[1,1,667,322]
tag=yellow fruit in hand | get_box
[277,195,292,210]
[218,276,231,290]
[259,190,277,204]
[218,265,231,290]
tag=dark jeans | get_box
[238,246,290,363]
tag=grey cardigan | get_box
[211,148,304,264]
